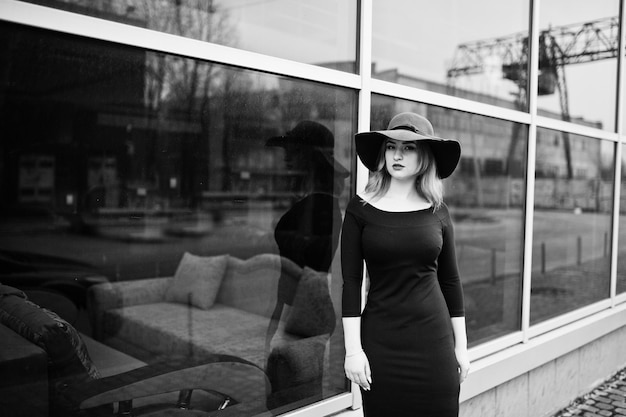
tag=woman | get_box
[264,121,347,406]
[341,112,470,416]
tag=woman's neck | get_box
[360,177,431,212]
[385,178,422,202]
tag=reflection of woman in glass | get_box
[268,121,347,275]
[264,121,348,404]
[341,112,469,416]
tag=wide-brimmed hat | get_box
[266,120,349,177]
[355,112,461,178]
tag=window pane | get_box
[19,0,358,73]
[0,21,355,415]
[617,144,626,295]
[537,0,619,131]
[372,0,530,110]
[371,95,527,346]
[531,128,614,324]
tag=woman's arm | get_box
[340,201,371,390]
[451,316,470,382]
[343,316,371,390]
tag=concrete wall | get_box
[459,325,626,417]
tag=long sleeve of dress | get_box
[437,208,465,317]
[341,201,364,317]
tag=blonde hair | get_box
[364,141,443,210]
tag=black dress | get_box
[341,196,465,417]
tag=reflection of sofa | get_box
[0,322,49,416]
[0,285,102,416]
[87,253,336,405]
[0,284,273,416]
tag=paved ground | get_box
[551,368,626,417]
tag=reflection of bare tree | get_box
[37,1,245,207]
[134,1,238,206]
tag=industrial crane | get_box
[446,16,620,179]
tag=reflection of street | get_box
[1,207,617,286]
[453,208,523,284]
[532,209,611,273]
[2,205,622,345]
[452,208,612,283]
[0,208,283,283]
[451,207,615,343]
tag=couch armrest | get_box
[87,278,171,340]
[266,334,329,389]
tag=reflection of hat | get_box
[355,112,461,178]
[266,121,349,177]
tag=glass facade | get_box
[531,128,614,323]
[0,20,354,416]
[18,0,358,73]
[372,0,531,110]
[1,0,626,416]
[536,0,620,131]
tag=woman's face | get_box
[283,144,310,170]
[384,139,422,181]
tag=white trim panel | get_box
[460,302,626,402]
[527,299,613,339]
[282,394,353,417]
[467,332,524,362]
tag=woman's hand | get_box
[344,350,372,391]
[455,346,470,383]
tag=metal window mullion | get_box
[534,116,620,142]
[356,0,373,194]
[610,0,626,305]
[370,78,532,125]
[521,0,540,344]
[351,0,374,411]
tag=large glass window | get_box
[536,0,619,131]
[0,21,355,415]
[372,0,531,110]
[370,95,527,346]
[531,128,614,324]
[19,0,358,73]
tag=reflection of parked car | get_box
[0,249,108,309]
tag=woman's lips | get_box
[392,164,404,169]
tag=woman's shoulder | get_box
[347,194,365,210]
[346,194,375,218]
[434,202,452,223]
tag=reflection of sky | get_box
[222,0,357,64]
[372,0,530,85]
[219,0,620,131]
[537,0,619,130]
[372,0,619,130]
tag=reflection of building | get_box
[373,66,610,211]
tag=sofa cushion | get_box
[165,253,228,310]
[0,285,100,383]
[216,254,287,317]
[101,302,293,369]
[284,268,336,338]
